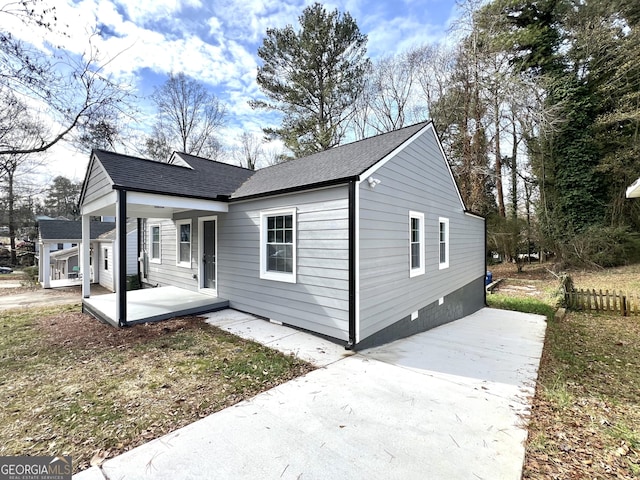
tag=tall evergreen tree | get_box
[480,0,640,264]
[43,176,81,220]
[252,3,370,158]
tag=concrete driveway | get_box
[75,308,546,480]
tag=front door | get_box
[202,219,216,290]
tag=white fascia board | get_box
[126,191,229,212]
[81,191,118,215]
[358,123,432,183]
[464,211,485,221]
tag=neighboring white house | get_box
[79,122,486,349]
[37,219,116,288]
[96,219,138,291]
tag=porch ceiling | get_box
[81,190,228,218]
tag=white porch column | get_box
[42,243,51,289]
[81,214,91,298]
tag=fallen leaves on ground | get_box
[0,306,313,473]
[522,311,640,479]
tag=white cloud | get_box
[2,0,461,180]
[113,0,202,24]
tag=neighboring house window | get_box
[176,220,191,267]
[260,209,297,283]
[150,225,161,264]
[57,243,63,250]
[104,248,108,270]
[409,211,425,277]
[71,243,77,247]
[439,217,449,269]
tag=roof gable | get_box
[231,122,430,200]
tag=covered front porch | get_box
[83,286,229,327]
[78,150,253,327]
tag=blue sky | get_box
[3,0,461,180]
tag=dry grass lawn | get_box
[487,262,640,479]
[0,304,313,473]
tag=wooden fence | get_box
[565,288,640,316]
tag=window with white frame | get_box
[439,217,449,269]
[103,248,108,270]
[260,209,296,283]
[409,211,425,277]
[176,220,191,267]
[150,225,161,263]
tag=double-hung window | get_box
[150,225,161,263]
[409,211,425,277]
[439,217,449,269]
[176,220,191,267]
[260,209,296,283]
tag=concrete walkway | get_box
[74,308,546,480]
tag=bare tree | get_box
[233,132,264,170]
[146,72,226,161]
[411,44,458,152]
[0,91,45,264]
[0,2,132,156]
[365,52,420,133]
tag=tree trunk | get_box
[8,169,16,265]
[510,113,518,219]
[494,100,505,217]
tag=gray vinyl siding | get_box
[84,159,113,204]
[126,231,138,275]
[219,187,350,341]
[145,217,200,291]
[358,127,485,342]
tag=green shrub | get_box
[126,274,141,291]
[22,266,39,286]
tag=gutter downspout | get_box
[484,215,488,307]
[137,217,142,286]
[346,180,356,350]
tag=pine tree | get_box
[252,3,370,157]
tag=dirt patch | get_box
[489,262,557,281]
[0,305,314,473]
[39,311,211,349]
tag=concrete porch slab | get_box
[83,286,229,326]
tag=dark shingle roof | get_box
[38,220,116,241]
[84,122,431,203]
[231,122,430,199]
[92,150,255,200]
